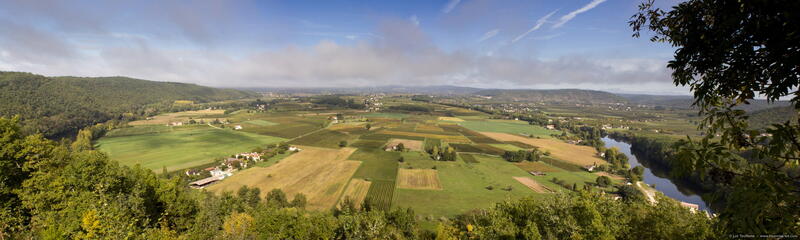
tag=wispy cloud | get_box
[552,0,606,29]
[442,0,461,13]
[478,29,500,42]
[531,33,563,40]
[511,10,558,44]
[409,15,420,26]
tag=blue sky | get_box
[0,0,685,94]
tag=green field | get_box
[243,119,278,126]
[254,151,294,168]
[351,149,400,210]
[97,126,285,171]
[393,154,544,217]
[529,162,607,191]
[364,180,396,210]
[349,139,387,149]
[362,112,408,119]
[459,153,480,163]
[288,130,353,148]
[489,143,526,151]
[237,116,327,138]
[438,124,500,144]
[104,125,173,137]
[350,150,400,181]
[458,120,560,137]
[448,143,505,155]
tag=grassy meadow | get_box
[458,119,561,138]
[393,154,545,217]
[97,125,285,171]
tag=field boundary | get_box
[513,176,553,193]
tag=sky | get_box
[0,0,687,94]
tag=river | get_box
[601,137,710,211]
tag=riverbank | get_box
[601,136,712,211]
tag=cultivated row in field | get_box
[339,178,372,208]
[397,169,442,190]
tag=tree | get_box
[617,185,646,203]
[291,193,307,209]
[629,166,645,182]
[265,189,289,208]
[596,176,612,187]
[632,0,800,233]
[0,116,56,235]
[338,140,347,147]
[220,212,256,240]
[396,143,405,151]
[71,128,96,152]
[365,123,371,130]
[237,186,261,208]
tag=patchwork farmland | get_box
[95,98,626,224]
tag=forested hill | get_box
[748,106,799,129]
[474,89,627,104]
[621,94,791,111]
[0,72,257,138]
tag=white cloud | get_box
[478,29,500,42]
[0,35,672,89]
[442,0,461,13]
[552,0,607,29]
[511,10,558,43]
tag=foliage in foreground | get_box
[0,117,716,239]
[631,0,800,234]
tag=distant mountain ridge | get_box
[0,71,257,138]
[474,89,628,104]
[620,93,791,112]
[245,85,482,95]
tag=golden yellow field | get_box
[386,138,423,151]
[480,132,605,166]
[129,109,226,125]
[339,178,372,207]
[397,169,442,190]
[328,122,367,131]
[380,130,471,143]
[513,177,552,193]
[207,146,360,210]
[437,117,464,122]
[415,124,444,132]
